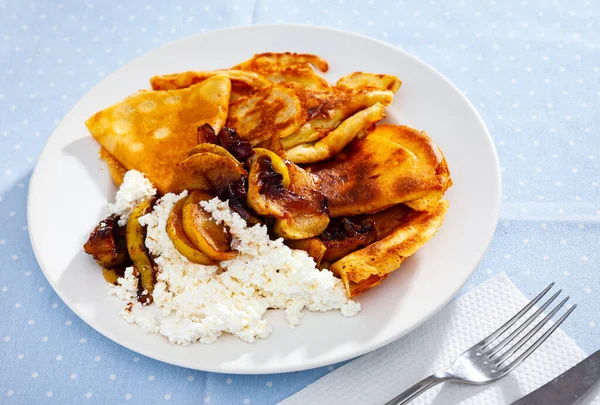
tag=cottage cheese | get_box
[108,191,360,345]
[107,170,156,226]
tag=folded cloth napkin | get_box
[280,273,600,405]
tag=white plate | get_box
[28,25,501,374]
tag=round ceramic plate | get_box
[28,25,501,374]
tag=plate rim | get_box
[27,23,502,374]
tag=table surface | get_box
[1,0,598,404]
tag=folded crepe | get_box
[86,75,231,193]
[329,200,449,297]
[310,124,452,216]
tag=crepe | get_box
[233,52,331,91]
[99,147,127,186]
[281,88,394,150]
[86,75,231,194]
[311,124,452,217]
[285,102,386,164]
[150,70,271,102]
[336,72,401,93]
[330,200,449,297]
[226,82,308,147]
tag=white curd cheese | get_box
[108,190,360,345]
[107,170,156,226]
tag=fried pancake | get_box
[285,102,386,164]
[330,200,449,297]
[86,75,231,194]
[336,72,401,93]
[281,88,394,150]
[232,52,329,74]
[311,124,452,217]
[150,70,271,102]
[99,147,127,186]
[226,83,307,146]
[232,52,331,91]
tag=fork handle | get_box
[384,372,450,405]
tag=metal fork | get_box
[385,282,576,405]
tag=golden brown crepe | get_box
[285,102,386,164]
[281,88,393,150]
[233,52,331,91]
[336,72,402,93]
[330,200,449,297]
[99,147,127,186]
[232,52,329,74]
[86,75,231,194]
[150,70,271,102]
[226,82,307,147]
[311,124,452,217]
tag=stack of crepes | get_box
[85,52,452,297]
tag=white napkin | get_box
[280,273,600,405]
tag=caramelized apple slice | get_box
[253,148,290,188]
[102,267,123,285]
[285,238,326,267]
[83,215,130,269]
[187,143,243,168]
[170,152,247,194]
[167,198,217,265]
[182,191,236,261]
[126,199,155,302]
[247,155,329,240]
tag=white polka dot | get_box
[65,320,72,326]
[522,239,529,244]
[2,286,7,292]
[266,381,273,387]
[56,354,62,361]
[110,374,116,380]
[582,256,588,262]
[243,399,250,404]
[7,390,14,396]
[11,254,17,260]
[3,336,10,342]
[133,357,139,362]
[204,396,211,404]
[38,287,44,292]
[25,271,31,276]
[164,394,171,400]
[71,374,77,379]
[80,338,87,344]
[17,353,24,360]
[148,376,155,381]
[226,378,232,384]
[504,254,511,259]
[14,303,21,308]
[94,355,101,361]
[28,319,34,325]
[543,255,549,260]
[47,392,53,397]
[187,376,194,382]
[584,287,591,293]
[563,271,570,276]
[31,372,38,378]
[86,392,92,399]
[560,239,567,245]
[125,394,132,400]
[589,321,596,328]
[41,336,48,342]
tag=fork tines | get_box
[476,282,577,373]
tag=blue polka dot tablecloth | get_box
[1,0,598,403]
